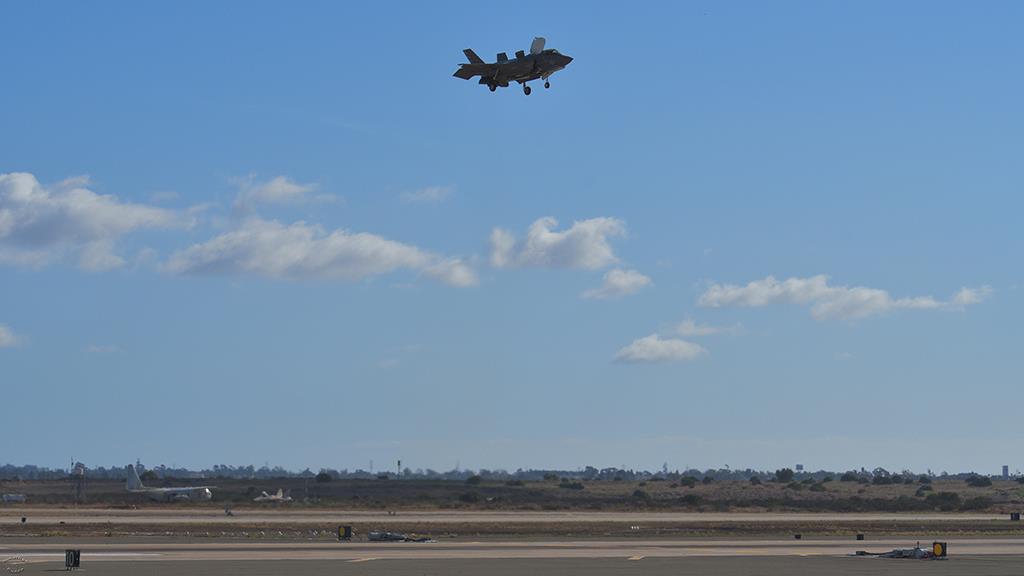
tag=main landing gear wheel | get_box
[523,85,532,95]
[544,81,550,89]
[488,84,497,92]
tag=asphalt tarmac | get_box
[5,556,1024,576]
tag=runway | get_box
[0,508,1009,525]
[7,538,1024,575]
[5,538,1024,561]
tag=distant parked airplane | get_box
[126,464,213,502]
[253,488,293,503]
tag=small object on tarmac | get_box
[793,534,801,540]
[21,517,26,523]
[856,533,865,540]
[1011,512,1021,521]
[64,549,81,570]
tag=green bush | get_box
[840,472,859,482]
[314,471,332,483]
[505,479,525,487]
[679,494,702,506]
[466,475,482,485]
[808,483,826,492]
[918,475,932,484]
[961,496,993,511]
[774,468,795,483]
[966,475,992,487]
[749,476,762,486]
[679,476,698,488]
[559,481,585,490]
[632,489,651,500]
[785,481,803,491]
[925,492,961,511]
[702,476,714,485]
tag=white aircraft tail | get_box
[530,37,546,55]
[126,464,144,490]
[276,488,284,498]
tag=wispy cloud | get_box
[582,269,651,299]
[163,217,477,287]
[233,175,337,212]
[675,319,740,337]
[400,185,453,204]
[614,334,707,363]
[699,275,991,320]
[0,324,19,348]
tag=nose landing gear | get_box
[523,84,531,95]
[544,81,550,89]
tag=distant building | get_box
[1003,465,1010,479]
[795,464,804,472]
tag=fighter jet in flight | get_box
[453,37,573,95]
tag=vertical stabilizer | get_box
[126,464,144,490]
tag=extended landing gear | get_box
[544,81,550,89]
[523,85,532,95]
[488,84,497,92]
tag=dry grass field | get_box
[3,476,1023,513]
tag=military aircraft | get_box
[253,488,293,503]
[126,464,214,502]
[453,37,573,95]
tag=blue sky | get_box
[2,1,1022,474]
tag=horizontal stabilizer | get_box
[453,66,478,79]
[463,49,484,64]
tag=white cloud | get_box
[233,176,335,211]
[614,334,707,363]
[698,275,989,321]
[400,186,453,204]
[0,325,19,348]
[582,268,651,299]
[675,319,739,337]
[0,172,187,270]
[490,217,625,270]
[952,285,993,307]
[162,217,477,287]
